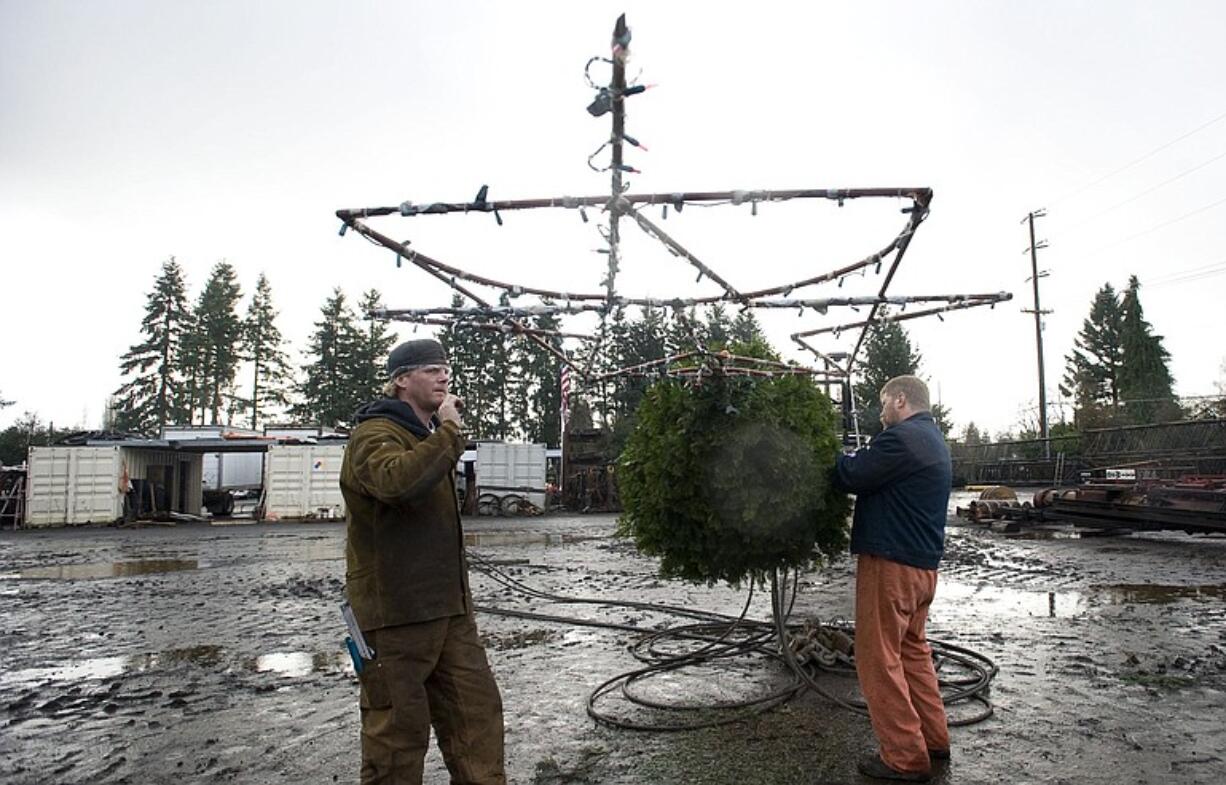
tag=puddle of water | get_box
[465,532,573,547]
[1096,583,1226,604]
[1003,528,1085,540]
[934,579,1226,622]
[0,646,348,687]
[936,579,1089,619]
[3,559,203,580]
[247,650,348,678]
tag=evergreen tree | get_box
[468,295,515,439]
[294,288,363,427]
[353,289,398,404]
[512,303,564,446]
[1118,276,1181,423]
[704,303,733,349]
[960,422,983,446]
[614,305,667,421]
[240,273,295,429]
[930,402,954,437]
[438,295,478,409]
[730,309,766,345]
[853,318,922,437]
[0,412,73,465]
[112,258,192,434]
[1059,283,1124,428]
[187,261,244,424]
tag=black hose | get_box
[468,551,997,732]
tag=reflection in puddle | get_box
[6,559,203,580]
[248,651,347,678]
[0,646,349,687]
[1097,583,1226,604]
[1004,528,1085,540]
[936,580,1088,619]
[0,655,133,686]
[936,579,1226,620]
[465,532,579,547]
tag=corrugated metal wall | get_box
[262,444,347,520]
[26,446,123,526]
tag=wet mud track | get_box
[2,493,1224,784]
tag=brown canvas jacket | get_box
[340,415,469,631]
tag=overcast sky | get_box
[2,0,1224,437]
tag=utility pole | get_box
[1022,209,1052,458]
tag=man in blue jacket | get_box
[834,375,951,782]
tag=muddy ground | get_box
[2,492,1225,784]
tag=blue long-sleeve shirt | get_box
[833,411,951,570]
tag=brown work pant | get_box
[854,554,949,774]
[358,613,506,785]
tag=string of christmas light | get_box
[335,15,1012,384]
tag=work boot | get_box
[857,753,931,782]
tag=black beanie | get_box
[387,339,448,378]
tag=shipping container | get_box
[475,442,547,508]
[262,443,347,520]
[25,445,203,526]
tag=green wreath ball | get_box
[617,359,851,586]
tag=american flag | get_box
[560,365,572,430]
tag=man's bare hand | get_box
[438,394,465,426]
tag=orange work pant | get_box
[358,612,506,785]
[854,553,949,774]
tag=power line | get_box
[1050,108,1226,207]
[1056,148,1226,236]
[1079,193,1226,259]
[1145,260,1226,290]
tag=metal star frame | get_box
[335,14,1011,385]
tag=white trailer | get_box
[161,425,265,490]
[261,443,348,520]
[475,442,547,509]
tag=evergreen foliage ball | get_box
[617,366,850,586]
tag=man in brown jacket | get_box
[340,338,506,785]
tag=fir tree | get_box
[438,295,476,406]
[294,288,363,427]
[1118,276,1181,423]
[240,273,295,429]
[466,295,515,439]
[188,261,244,424]
[930,401,954,437]
[353,289,398,404]
[704,303,733,349]
[1059,283,1124,428]
[510,302,565,445]
[113,258,192,434]
[729,309,766,345]
[960,422,983,446]
[853,318,922,437]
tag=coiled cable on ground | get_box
[468,551,997,731]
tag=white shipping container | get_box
[25,446,204,526]
[25,446,123,526]
[476,443,547,508]
[262,444,347,520]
